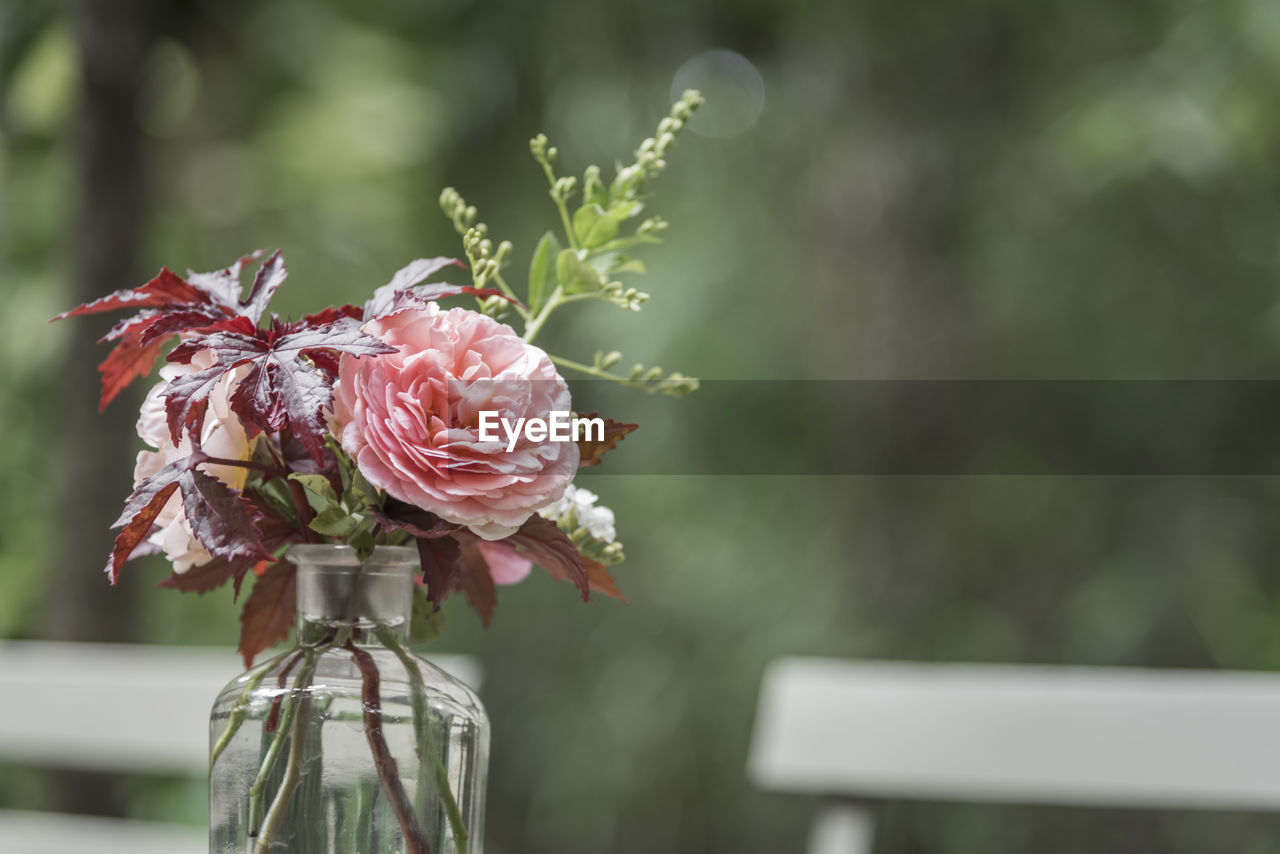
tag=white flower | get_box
[134,350,253,573]
[539,484,616,543]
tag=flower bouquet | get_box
[56,92,704,853]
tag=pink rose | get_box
[135,350,253,573]
[333,304,577,540]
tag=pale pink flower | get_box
[475,540,535,585]
[332,304,577,540]
[134,350,253,573]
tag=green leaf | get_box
[346,466,379,508]
[288,473,337,505]
[527,231,559,314]
[596,233,663,254]
[572,204,607,247]
[610,256,646,275]
[573,202,639,249]
[410,585,447,642]
[324,434,354,493]
[555,249,600,295]
[309,506,360,537]
[590,252,646,276]
[350,529,376,561]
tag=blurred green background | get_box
[6,0,1280,851]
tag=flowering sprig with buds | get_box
[440,90,703,395]
[55,92,704,666]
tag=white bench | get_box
[748,657,1280,854]
[0,640,480,854]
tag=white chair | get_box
[748,657,1280,854]
[0,640,480,854]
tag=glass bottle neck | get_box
[291,546,416,647]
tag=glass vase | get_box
[209,545,489,853]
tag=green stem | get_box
[536,160,578,252]
[489,270,530,321]
[522,287,562,344]
[253,652,316,854]
[248,647,320,837]
[376,627,470,854]
[287,478,321,543]
[550,354,659,392]
[210,659,274,770]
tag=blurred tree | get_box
[35,0,164,818]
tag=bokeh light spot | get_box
[672,50,765,138]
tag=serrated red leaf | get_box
[361,257,514,320]
[55,262,258,408]
[241,250,287,323]
[186,250,267,307]
[107,449,267,582]
[504,514,591,601]
[371,499,459,540]
[162,364,223,444]
[456,539,498,626]
[298,304,363,329]
[583,556,628,602]
[238,560,297,667]
[416,535,462,611]
[96,334,165,411]
[55,268,207,320]
[164,322,395,463]
[364,284,508,320]
[180,467,268,564]
[576,412,639,467]
[157,555,256,595]
[241,492,304,553]
[135,308,229,347]
[104,481,178,583]
[102,307,228,346]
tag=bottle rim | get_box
[287,544,419,570]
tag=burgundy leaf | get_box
[110,454,190,529]
[297,304,363,329]
[305,349,341,378]
[583,556,628,603]
[241,250,287,324]
[238,560,297,667]
[157,555,258,595]
[53,261,265,409]
[371,499,459,540]
[416,535,462,611]
[385,257,464,293]
[504,514,591,601]
[165,322,396,463]
[180,467,267,565]
[186,250,267,307]
[135,308,229,347]
[456,539,498,626]
[102,309,161,342]
[278,426,338,479]
[575,412,639,467]
[96,334,165,411]
[362,257,511,320]
[54,268,208,320]
[242,492,305,553]
[162,364,222,444]
[106,450,267,582]
[364,284,507,321]
[105,481,178,583]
